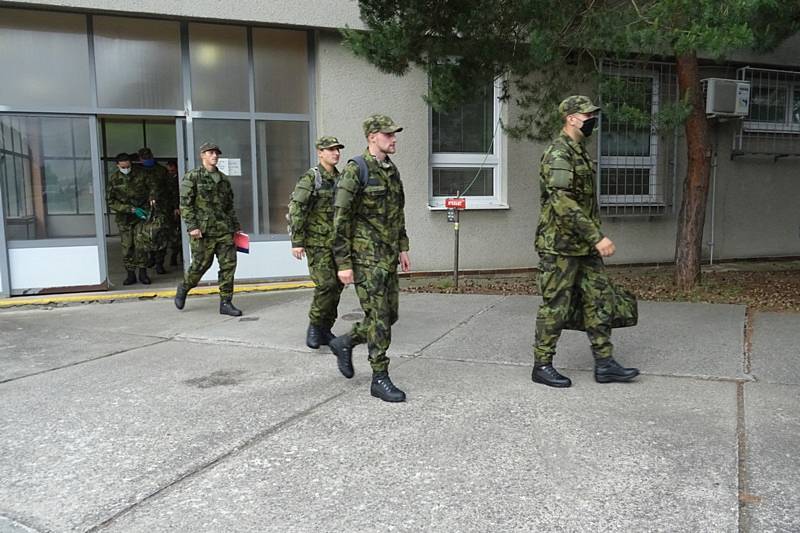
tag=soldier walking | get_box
[137,147,171,275]
[106,152,153,285]
[532,95,639,388]
[329,115,411,403]
[174,142,243,317]
[288,136,346,349]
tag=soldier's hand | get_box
[338,269,354,285]
[595,237,616,257]
[189,229,202,239]
[399,251,411,273]
[292,247,305,260]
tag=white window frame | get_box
[742,81,800,133]
[428,80,507,210]
[598,71,661,205]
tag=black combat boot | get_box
[138,268,151,285]
[370,371,406,402]
[329,334,354,378]
[594,357,639,383]
[174,284,188,310]
[220,298,243,317]
[306,324,323,349]
[145,253,156,268]
[532,362,572,388]
[123,269,137,285]
[320,327,336,346]
[155,262,166,275]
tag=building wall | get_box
[5,0,364,30]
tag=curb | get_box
[0,281,315,309]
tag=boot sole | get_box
[370,390,406,402]
[531,375,572,388]
[595,371,640,383]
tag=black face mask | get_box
[579,117,597,137]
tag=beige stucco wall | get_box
[2,0,364,29]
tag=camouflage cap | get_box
[199,142,222,154]
[558,95,601,117]
[315,136,345,150]
[362,114,403,137]
[137,147,153,159]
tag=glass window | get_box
[1,115,95,240]
[144,122,177,158]
[749,86,787,123]
[189,23,249,112]
[601,76,654,157]
[253,28,310,114]
[192,119,253,234]
[256,121,310,234]
[430,81,502,206]
[0,8,91,108]
[93,16,182,109]
[432,86,492,153]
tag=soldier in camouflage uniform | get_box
[329,115,411,403]
[137,147,172,275]
[174,142,243,317]
[532,95,639,388]
[165,160,183,266]
[106,152,154,285]
[289,136,346,350]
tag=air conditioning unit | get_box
[702,78,750,117]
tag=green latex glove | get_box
[134,207,149,220]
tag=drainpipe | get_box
[708,133,719,265]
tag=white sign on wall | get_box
[217,158,242,176]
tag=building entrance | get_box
[100,117,187,291]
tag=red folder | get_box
[234,231,250,253]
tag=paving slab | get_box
[0,340,350,533]
[102,358,739,533]
[421,296,748,380]
[744,382,800,533]
[750,312,800,385]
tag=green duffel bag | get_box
[134,212,166,252]
[563,283,638,331]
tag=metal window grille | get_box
[598,59,679,217]
[734,66,800,159]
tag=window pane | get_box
[432,86,493,153]
[749,86,787,123]
[432,168,493,197]
[94,16,182,109]
[1,115,95,239]
[144,122,177,157]
[601,76,653,157]
[600,167,651,196]
[256,121,310,234]
[189,23,249,112]
[104,120,143,157]
[253,28,309,114]
[0,8,91,108]
[793,88,800,124]
[192,119,253,234]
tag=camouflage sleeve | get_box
[288,170,315,247]
[179,171,199,232]
[225,180,240,233]
[543,155,603,246]
[106,175,128,214]
[332,162,360,271]
[398,179,409,252]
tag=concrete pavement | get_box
[0,288,797,532]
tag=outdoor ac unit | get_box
[702,78,750,117]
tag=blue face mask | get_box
[142,159,155,168]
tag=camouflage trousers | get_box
[348,264,399,373]
[118,222,146,269]
[182,233,237,300]
[306,246,344,328]
[533,253,614,363]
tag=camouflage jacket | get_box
[180,165,240,237]
[288,165,339,248]
[333,150,410,272]
[140,164,176,217]
[106,168,154,226]
[535,132,604,256]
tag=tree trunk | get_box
[674,52,712,290]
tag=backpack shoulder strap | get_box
[348,156,370,188]
[312,166,323,191]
